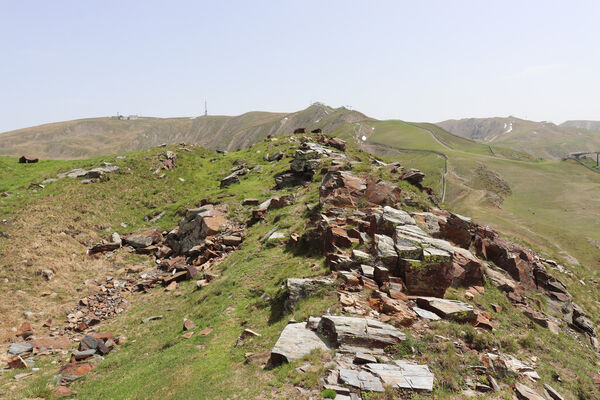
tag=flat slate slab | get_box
[338,368,384,392]
[415,297,476,322]
[269,323,330,365]
[412,306,441,321]
[8,343,33,355]
[365,361,434,392]
[319,315,406,351]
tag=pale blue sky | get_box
[1,0,599,132]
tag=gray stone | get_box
[338,368,384,392]
[544,384,564,400]
[268,323,330,366]
[8,343,33,355]
[415,297,476,322]
[360,265,374,279]
[354,352,377,364]
[365,361,434,392]
[514,382,545,400]
[412,306,441,321]
[373,234,398,266]
[283,278,332,311]
[71,349,96,360]
[319,316,405,351]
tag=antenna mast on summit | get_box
[204,100,207,117]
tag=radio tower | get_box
[204,100,207,117]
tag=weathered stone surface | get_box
[8,343,33,355]
[268,323,330,366]
[338,368,384,392]
[450,247,484,287]
[365,361,434,392]
[183,318,195,331]
[16,322,33,339]
[123,228,162,249]
[79,335,99,351]
[30,336,72,350]
[401,259,453,298]
[364,178,403,206]
[71,349,96,361]
[167,205,228,254]
[373,234,398,267]
[318,316,405,351]
[514,382,545,400]
[415,297,476,322]
[400,168,425,186]
[544,384,564,400]
[436,212,473,248]
[283,278,332,311]
[8,356,28,369]
[412,307,441,321]
[320,171,367,207]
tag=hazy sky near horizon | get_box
[1,0,599,132]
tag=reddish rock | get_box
[360,276,380,291]
[185,265,199,279]
[400,259,453,298]
[450,247,484,287]
[364,178,403,206]
[319,171,367,207]
[93,333,114,342]
[436,213,474,248]
[491,303,502,313]
[198,328,213,336]
[474,234,536,288]
[326,226,354,250]
[30,336,72,350]
[183,318,196,331]
[8,356,28,369]
[60,362,94,376]
[56,385,76,397]
[16,322,33,339]
[222,236,242,246]
[474,314,493,331]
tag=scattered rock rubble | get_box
[3,134,585,399]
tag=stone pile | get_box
[159,150,177,170]
[42,162,120,185]
[275,139,348,189]
[220,163,248,188]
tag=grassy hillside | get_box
[562,120,600,131]
[330,120,600,272]
[438,117,600,159]
[1,135,600,399]
[0,105,367,159]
